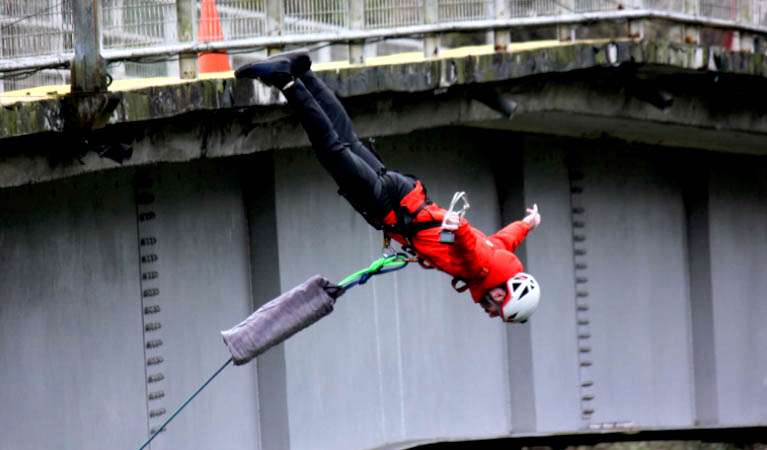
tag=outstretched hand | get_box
[523,204,541,230]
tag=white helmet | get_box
[499,273,540,323]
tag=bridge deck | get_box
[0,41,568,105]
[1,38,766,188]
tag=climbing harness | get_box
[137,253,414,450]
[338,169,441,249]
[379,170,442,250]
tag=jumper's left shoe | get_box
[235,55,293,89]
[289,52,311,77]
[235,52,311,88]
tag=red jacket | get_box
[383,181,531,302]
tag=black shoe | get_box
[235,56,293,89]
[235,52,311,86]
[288,52,311,77]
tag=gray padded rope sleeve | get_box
[221,275,344,366]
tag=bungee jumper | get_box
[137,52,544,449]
[235,52,542,323]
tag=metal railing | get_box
[0,0,74,58]
[0,0,766,92]
[367,0,423,29]
[101,0,177,49]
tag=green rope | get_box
[338,254,410,287]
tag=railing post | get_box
[177,0,198,79]
[683,0,701,44]
[348,0,365,64]
[71,0,108,93]
[628,0,645,40]
[493,0,510,50]
[557,0,575,42]
[423,0,439,58]
[266,0,284,55]
[737,0,756,52]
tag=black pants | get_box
[282,71,415,225]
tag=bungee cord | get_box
[136,253,413,449]
[338,253,414,288]
[138,358,233,450]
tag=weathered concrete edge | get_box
[1,39,765,140]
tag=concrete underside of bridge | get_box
[0,38,766,449]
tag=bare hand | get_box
[523,204,541,229]
[442,211,461,231]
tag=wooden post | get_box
[177,0,197,79]
[737,0,756,52]
[71,0,108,93]
[683,0,701,44]
[266,0,284,55]
[348,0,365,64]
[494,0,510,51]
[628,0,644,40]
[557,0,575,42]
[423,0,439,58]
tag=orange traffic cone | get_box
[198,0,231,73]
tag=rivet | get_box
[147,356,164,366]
[149,408,167,417]
[148,391,165,400]
[140,237,157,246]
[147,373,165,383]
[144,305,161,314]
[138,212,156,222]
[141,254,158,264]
[146,339,163,349]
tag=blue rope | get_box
[136,254,412,449]
[138,357,233,450]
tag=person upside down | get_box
[235,53,542,323]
